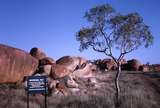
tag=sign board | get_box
[27,76,47,94]
[26,75,48,108]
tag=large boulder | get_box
[120,59,127,65]
[36,57,55,75]
[0,44,38,84]
[30,47,46,60]
[102,59,117,71]
[39,57,55,66]
[72,62,95,78]
[122,59,141,71]
[56,56,87,72]
[139,65,149,72]
[66,75,79,88]
[56,56,96,78]
[50,64,72,79]
[55,83,69,96]
[95,58,117,71]
[38,65,52,75]
[95,59,106,70]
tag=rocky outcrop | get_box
[0,44,38,84]
[50,64,72,79]
[95,58,117,71]
[38,57,55,75]
[72,62,95,78]
[56,56,87,71]
[38,65,52,75]
[30,47,46,60]
[122,59,141,71]
[55,83,69,96]
[120,59,127,65]
[139,65,149,72]
[39,57,55,66]
[56,56,97,78]
[149,64,160,72]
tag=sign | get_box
[26,75,48,108]
[27,76,47,94]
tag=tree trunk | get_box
[115,62,121,107]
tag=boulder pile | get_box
[96,58,143,71]
[0,44,159,96]
[147,64,160,72]
[29,48,98,96]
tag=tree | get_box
[76,4,153,103]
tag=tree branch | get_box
[99,28,113,56]
[123,48,135,55]
[89,43,107,53]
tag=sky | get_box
[0,0,159,64]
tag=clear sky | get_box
[0,0,159,64]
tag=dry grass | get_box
[0,71,160,108]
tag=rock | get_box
[0,44,38,84]
[148,64,160,72]
[38,65,52,75]
[95,58,117,71]
[56,56,87,71]
[47,78,59,89]
[66,75,79,88]
[103,59,117,70]
[39,57,55,66]
[30,47,46,60]
[88,77,97,84]
[46,77,59,95]
[139,65,149,72]
[120,59,127,65]
[52,75,79,88]
[69,88,80,94]
[56,56,96,79]
[56,83,68,96]
[126,59,141,71]
[50,64,72,79]
[72,62,95,78]
[90,63,97,72]
[37,57,55,75]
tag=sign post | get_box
[27,76,48,108]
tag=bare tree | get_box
[76,4,153,103]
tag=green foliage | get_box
[76,4,153,60]
[110,13,153,51]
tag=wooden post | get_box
[27,88,29,108]
[44,77,47,108]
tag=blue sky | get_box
[0,0,159,64]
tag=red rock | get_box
[56,56,96,78]
[30,47,46,60]
[124,59,141,71]
[139,65,149,72]
[72,62,95,78]
[38,65,52,75]
[102,59,117,70]
[149,64,160,72]
[95,59,106,70]
[39,57,55,66]
[120,59,127,65]
[0,44,38,84]
[50,64,72,79]
[56,56,87,71]
[56,83,68,96]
